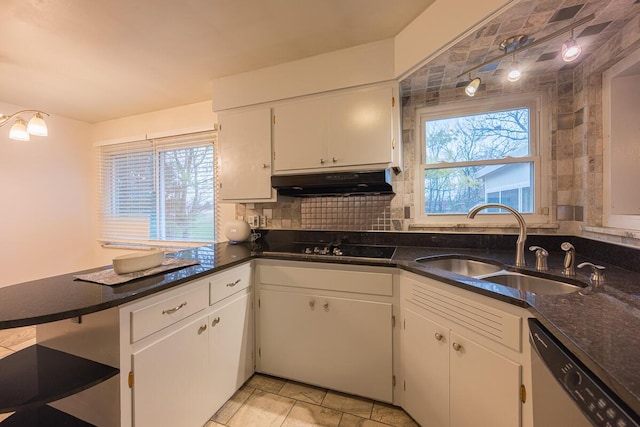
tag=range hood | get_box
[271,170,393,197]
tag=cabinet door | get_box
[272,98,327,172]
[449,330,522,427]
[209,292,254,413]
[258,289,393,402]
[402,308,449,427]
[218,108,274,201]
[327,86,393,167]
[132,314,210,427]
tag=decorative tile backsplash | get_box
[236,195,395,231]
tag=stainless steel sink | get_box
[416,256,504,276]
[480,272,583,295]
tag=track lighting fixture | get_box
[0,110,49,141]
[457,13,594,89]
[465,76,481,97]
[561,29,582,62]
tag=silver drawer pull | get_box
[212,317,221,326]
[323,302,329,311]
[198,324,207,335]
[162,301,187,315]
[226,279,241,287]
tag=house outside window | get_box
[98,131,217,246]
[415,94,549,225]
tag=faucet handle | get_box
[529,246,549,271]
[578,262,605,285]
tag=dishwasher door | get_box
[530,340,592,426]
[529,318,640,427]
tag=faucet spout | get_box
[467,203,527,267]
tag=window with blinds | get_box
[98,131,217,246]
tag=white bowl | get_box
[113,249,164,274]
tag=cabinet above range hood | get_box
[271,170,393,197]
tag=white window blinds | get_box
[98,131,217,245]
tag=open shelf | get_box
[0,405,94,426]
[0,345,119,413]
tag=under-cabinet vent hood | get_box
[271,170,393,197]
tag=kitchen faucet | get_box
[561,242,576,276]
[467,203,527,267]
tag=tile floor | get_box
[206,374,419,427]
[0,327,418,427]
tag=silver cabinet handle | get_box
[198,324,207,335]
[332,157,337,163]
[434,332,444,341]
[320,158,325,164]
[226,279,241,287]
[452,342,462,351]
[309,300,315,309]
[212,317,221,326]
[162,301,187,315]
[323,302,329,311]
[262,163,268,168]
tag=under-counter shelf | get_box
[1,405,94,426]
[0,345,119,413]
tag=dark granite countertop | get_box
[1,236,638,416]
[0,243,252,329]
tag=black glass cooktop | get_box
[265,242,396,260]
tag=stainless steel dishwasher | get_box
[528,319,639,427]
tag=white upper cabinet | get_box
[272,83,401,174]
[218,107,276,202]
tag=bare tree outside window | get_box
[424,108,532,214]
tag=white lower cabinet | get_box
[121,262,254,427]
[132,312,211,427]
[209,291,254,412]
[401,272,529,427]
[256,260,396,402]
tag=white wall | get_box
[0,102,95,287]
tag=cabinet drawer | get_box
[257,263,393,296]
[209,263,252,305]
[131,284,208,343]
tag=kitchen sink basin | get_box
[481,272,583,295]
[416,256,504,276]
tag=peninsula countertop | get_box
[1,241,638,416]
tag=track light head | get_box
[465,77,481,97]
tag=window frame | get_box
[97,131,218,248]
[414,92,550,226]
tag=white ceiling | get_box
[0,0,436,123]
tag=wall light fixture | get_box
[0,110,49,141]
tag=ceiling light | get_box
[507,55,521,82]
[465,77,481,97]
[27,113,48,136]
[561,29,582,62]
[0,110,50,141]
[9,118,29,141]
